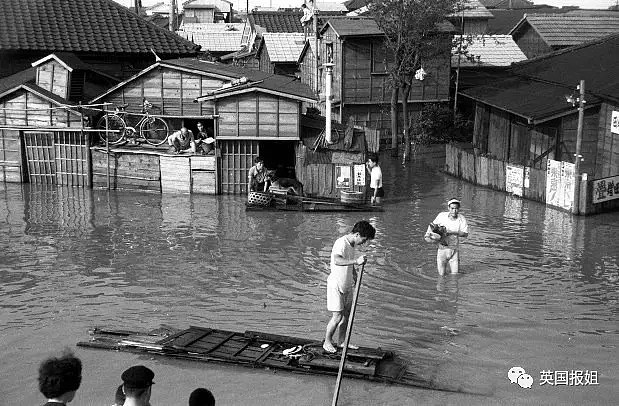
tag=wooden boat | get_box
[246,191,384,213]
[76,325,463,392]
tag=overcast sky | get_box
[120,0,617,12]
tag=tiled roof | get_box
[261,33,306,63]
[449,0,494,19]
[250,10,346,33]
[0,0,200,55]
[176,26,244,52]
[487,7,570,34]
[480,0,535,8]
[452,35,526,67]
[510,14,619,46]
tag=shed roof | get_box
[260,33,307,63]
[487,7,570,34]
[177,24,245,52]
[0,0,200,55]
[0,68,36,97]
[92,58,316,103]
[452,35,526,67]
[250,9,346,33]
[509,14,619,47]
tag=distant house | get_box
[486,7,571,34]
[256,33,306,76]
[298,17,454,140]
[447,0,494,34]
[510,14,619,58]
[0,0,200,79]
[457,34,619,213]
[183,0,234,23]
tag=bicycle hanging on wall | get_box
[96,99,169,146]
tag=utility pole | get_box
[572,80,585,215]
[169,0,176,31]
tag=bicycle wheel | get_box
[140,116,169,146]
[96,114,126,145]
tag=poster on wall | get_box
[336,165,351,188]
[560,161,575,211]
[505,164,524,196]
[545,159,561,207]
[354,164,365,187]
[592,175,619,203]
[611,110,619,134]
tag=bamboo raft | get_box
[76,325,462,392]
[246,191,384,213]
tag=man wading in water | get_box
[323,220,375,353]
[425,198,469,275]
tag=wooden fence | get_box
[445,144,619,215]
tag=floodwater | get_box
[0,155,617,406]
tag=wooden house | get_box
[0,53,116,184]
[0,0,200,80]
[183,0,234,24]
[256,33,306,76]
[447,0,494,34]
[92,58,316,194]
[509,14,619,59]
[456,34,619,214]
[298,17,454,141]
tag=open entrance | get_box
[260,141,297,178]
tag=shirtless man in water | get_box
[323,220,375,353]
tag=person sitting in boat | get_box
[195,121,216,155]
[248,157,268,193]
[167,127,196,154]
[324,220,375,353]
[120,365,155,406]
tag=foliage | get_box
[410,103,472,147]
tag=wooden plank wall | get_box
[104,68,223,119]
[218,94,299,139]
[36,59,69,99]
[487,109,509,160]
[160,156,191,193]
[560,108,599,177]
[190,156,216,194]
[91,149,161,192]
[595,102,619,178]
[0,90,81,127]
[0,129,23,182]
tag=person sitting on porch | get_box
[195,121,215,155]
[248,157,268,193]
[167,127,196,154]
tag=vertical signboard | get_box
[546,159,575,210]
[353,164,365,187]
[506,164,524,196]
[611,110,619,134]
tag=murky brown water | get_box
[1,156,617,405]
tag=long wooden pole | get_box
[331,263,365,406]
[572,79,585,215]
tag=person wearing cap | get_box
[120,365,155,406]
[189,387,215,406]
[425,198,469,275]
[37,350,82,405]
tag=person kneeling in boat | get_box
[324,220,376,353]
[248,156,268,193]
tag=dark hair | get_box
[114,384,125,405]
[254,157,264,164]
[123,385,149,398]
[38,351,82,399]
[189,387,216,406]
[352,220,376,240]
[367,153,378,163]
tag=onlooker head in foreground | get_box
[189,387,215,406]
[120,365,155,406]
[112,384,125,406]
[38,350,82,405]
